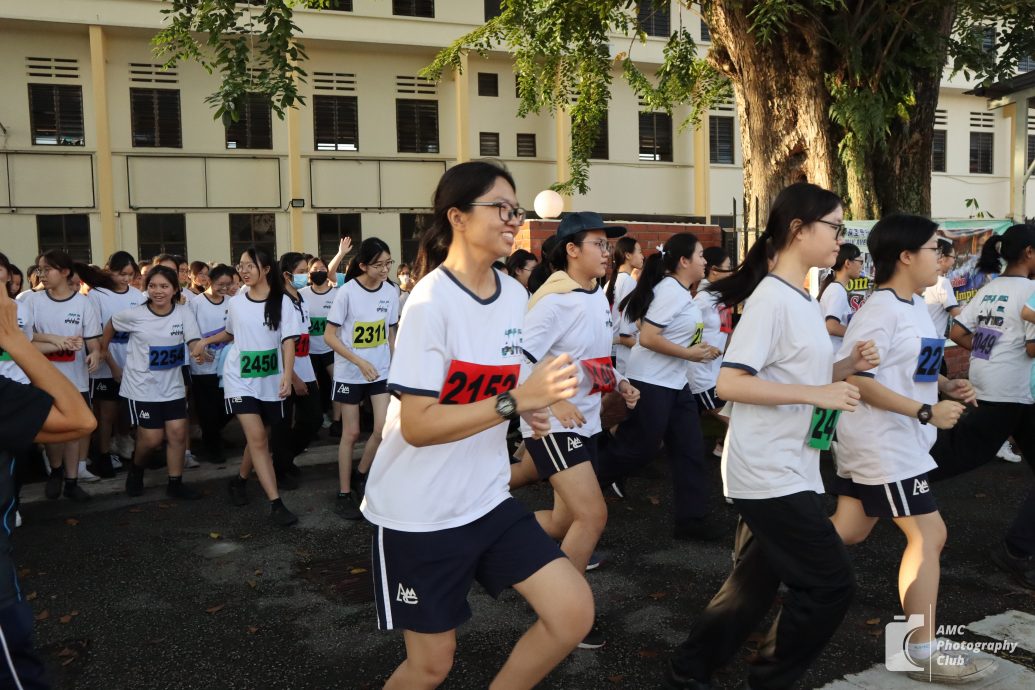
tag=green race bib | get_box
[0,347,11,362]
[309,316,327,337]
[352,320,387,349]
[240,349,279,378]
[808,407,841,450]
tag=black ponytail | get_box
[977,224,1035,274]
[245,246,285,330]
[819,242,861,298]
[619,233,700,323]
[606,237,639,305]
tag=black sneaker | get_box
[125,465,145,497]
[270,501,298,527]
[285,462,302,477]
[90,454,116,479]
[990,541,1035,589]
[577,623,606,650]
[227,477,249,507]
[63,482,91,503]
[673,518,723,542]
[166,480,202,500]
[275,471,299,491]
[329,421,342,438]
[585,551,603,571]
[45,471,63,500]
[352,472,368,501]
[334,492,362,521]
[665,660,712,690]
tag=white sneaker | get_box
[14,512,22,528]
[41,448,51,476]
[114,434,135,458]
[322,414,332,429]
[77,461,100,483]
[998,441,1023,463]
[110,456,123,471]
[184,451,200,469]
[906,649,997,684]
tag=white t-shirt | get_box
[327,279,399,384]
[720,275,834,500]
[520,285,620,438]
[298,285,337,356]
[819,282,853,353]
[625,276,701,389]
[88,286,145,378]
[687,288,727,394]
[188,293,230,376]
[25,290,102,392]
[362,267,525,532]
[222,292,304,402]
[834,290,939,484]
[610,272,637,370]
[955,275,1035,404]
[923,275,959,338]
[0,300,34,384]
[111,303,201,402]
[288,293,316,383]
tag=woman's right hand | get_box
[513,354,578,412]
[358,359,379,382]
[687,343,720,362]
[810,382,860,412]
[61,335,84,352]
[930,400,966,430]
[550,399,586,429]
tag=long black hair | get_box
[243,246,286,330]
[279,251,307,298]
[977,224,1035,275]
[345,238,392,282]
[708,182,843,307]
[620,233,701,323]
[867,214,938,285]
[106,251,140,277]
[527,235,560,293]
[142,265,182,307]
[0,252,14,298]
[606,237,639,305]
[414,160,517,282]
[819,243,862,297]
[548,231,589,272]
[36,249,111,292]
[505,249,537,278]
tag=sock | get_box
[233,474,247,484]
[270,498,284,509]
[64,477,78,489]
[908,640,935,660]
[338,491,351,498]
[168,476,182,486]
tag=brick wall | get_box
[514,220,722,258]
[944,345,970,379]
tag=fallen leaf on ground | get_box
[61,658,75,666]
[35,610,50,621]
[57,648,75,658]
[128,507,143,513]
[247,626,259,634]
[158,503,173,509]
[865,618,881,626]
[648,591,667,601]
[648,495,661,506]
[254,569,263,576]
[240,533,252,540]
[349,567,368,575]
[59,615,72,624]
[17,568,30,578]
[869,628,883,637]
[638,649,658,658]
[70,610,79,616]
[247,580,257,589]
[65,518,79,526]
[205,604,225,614]
[26,592,37,601]
[209,532,221,540]
[975,493,987,498]
[608,675,624,684]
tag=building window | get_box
[1028,133,1034,169]
[130,88,182,148]
[479,132,500,157]
[700,19,711,42]
[709,115,734,164]
[225,93,272,149]
[313,95,359,151]
[588,111,609,160]
[516,133,537,157]
[637,2,671,37]
[932,130,947,173]
[979,26,996,55]
[400,213,433,264]
[137,214,187,260]
[396,99,439,153]
[316,214,362,261]
[477,73,499,97]
[1020,55,1035,73]
[28,84,85,146]
[969,132,993,174]
[229,213,276,261]
[392,0,434,18]
[325,0,353,9]
[484,0,502,20]
[639,112,673,162]
[37,215,91,262]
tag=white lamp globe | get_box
[533,189,564,219]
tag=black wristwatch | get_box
[495,392,519,420]
[917,403,933,425]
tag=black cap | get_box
[555,211,627,241]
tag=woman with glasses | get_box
[923,238,961,340]
[323,237,400,520]
[605,237,643,375]
[505,249,538,293]
[300,256,340,434]
[819,242,864,353]
[187,263,234,463]
[689,247,734,458]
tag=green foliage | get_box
[951,1,1035,84]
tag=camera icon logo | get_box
[885,614,925,672]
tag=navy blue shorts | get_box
[126,398,187,430]
[371,497,564,634]
[90,377,120,401]
[225,395,285,426]
[832,472,938,518]
[0,601,50,690]
[332,379,387,405]
[525,432,598,480]
[693,387,724,412]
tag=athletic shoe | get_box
[41,450,51,476]
[335,492,363,520]
[998,441,1023,463]
[90,454,116,479]
[329,421,342,438]
[285,462,302,477]
[673,518,723,542]
[352,471,368,501]
[585,552,603,571]
[322,414,332,429]
[227,477,249,507]
[270,502,298,527]
[63,483,91,502]
[166,480,202,500]
[712,442,723,458]
[14,512,21,529]
[45,472,63,500]
[990,541,1035,589]
[112,434,135,459]
[905,649,997,684]
[77,461,101,483]
[665,661,712,689]
[111,455,124,471]
[184,452,201,469]
[577,623,606,650]
[607,480,626,499]
[125,465,145,497]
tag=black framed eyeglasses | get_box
[469,201,527,223]
[817,219,847,241]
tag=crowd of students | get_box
[3,159,1035,689]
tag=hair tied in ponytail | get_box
[655,245,665,255]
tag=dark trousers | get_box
[191,374,231,457]
[311,352,334,415]
[671,492,855,690]
[929,399,1035,556]
[0,602,49,690]
[596,380,710,524]
[271,381,322,473]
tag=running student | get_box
[689,246,733,458]
[188,264,233,463]
[105,266,205,500]
[832,214,994,683]
[299,256,338,431]
[819,242,864,352]
[363,161,591,690]
[667,182,881,690]
[605,236,643,375]
[922,237,961,339]
[324,237,399,520]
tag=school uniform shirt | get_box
[362,267,525,532]
[111,303,201,402]
[87,286,145,379]
[687,288,727,394]
[327,279,400,385]
[298,285,337,356]
[720,275,834,500]
[625,276,702,389]
[520,285,621,438]
[0,300,34,384]
[188,293,230,376]
[288,293,317,383]
[834,290,939,484]
[25,290,102,393]
[222,293,304,402]
[923,275,959,338]
[955,276,1035,404]
[610,272,637,370]
[819,282,853,352]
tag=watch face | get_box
[497,395,516,417]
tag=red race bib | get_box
[581,356,617,394]
[439,360,519,405]
[46,350,76,363]
[295,334,311,358]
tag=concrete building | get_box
[0,0,1032,271]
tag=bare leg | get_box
[383,630,457,690]
[357,393,389,475]
[509,447,539,490]
[164,419,189,477]
[544,463,607,573]
[337,403,360,493]
[830,495,878,546]
[45,442,65,475]
[237,414,280,500]
[96,399,117,454]
[132,427,165,467]
[893,512,946,645]
[65,440,81,478]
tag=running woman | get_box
[188,264,234,463]
[187,261,210,297]
[105,266,205,500]
[86,252,144,478]
[324,238,399,520]
[667,182,880,690]
[596,233,722,540]
[606,237,643,375]
[363,161,592,690]
[689,246,734,458]
[923,237,961,339]
[214,247,303,527]
[831,214,994,683]
[819,241,864,352]
[299,256,339,432]
[25,250,103,502]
